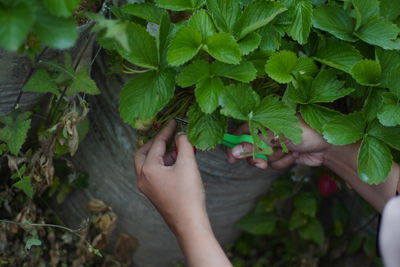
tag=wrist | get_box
[168,206,212,236]
[322,142,360,168]
[174,214,213,241]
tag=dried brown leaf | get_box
[92,232,108,250]
[114,234,138,264]
[96,213,117,234]
[87,199,110,213]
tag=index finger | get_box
[145,120,177,165]
[134,139,154,174]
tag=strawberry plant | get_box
[91,0,400,185]
[229,168,382,266]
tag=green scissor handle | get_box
[221,133,269,160]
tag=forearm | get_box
[173,218,232,267]
[324,142,399,212]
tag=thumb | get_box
[175,133,196,165]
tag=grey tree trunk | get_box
[55,51,286,266]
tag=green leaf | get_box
[287,76,312,104]
[188,10,216,38]
[265,50,298,83]
[211,61,257,83]
[238,32,260,55]
[348,235,364,254]
[292,57,318,77]
[259,24,285,51]
[380,0,400,21]
[299,218,325,245]
[158,13,174,65]
[351,60,381,86]
[358,136,393,184]
[367,119,400,150]
[23,70,59,94]
[376,48,400,93]
[247,51,270,77]
[68,67,100,96]
[289,210,308,231]
[167,26,202,66]
[155,0,205,11]
[352,0,380,31]
[266,52,317,84]
[238,213,277,235]
[14,176,33,198]
[206,0,240,33]
[362,88,384,121]
[120,69,176,124]
[0,112,31,156]
[363,236,377,258]
[355,18,400,50]
[43,0,80,17]
[33,10,77,49]
[195,77,224,114]
[300,104,341,133]
[377,93,400,126]
[323,112,366,145]
[309,69,352,103]
[25,237,42,251]
[312,5,356,42]
[252,96,302,144]
[121,3,165,24]
[314,39,363,73]
[234,0,287,39]
[219,84,260,120]
[249,121,274,156]
[88,245,103,257]
[204,33,241,64]
[288,0,313,44]
[187,104,227,150]
[0,3,33,50]
[176,60,210,87]
[116,22,158,68]
[294,193,317,217]
[0,144,6,155]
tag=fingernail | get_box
[176,132,186,136]
[256,163,266,169]
[232,145,244,157]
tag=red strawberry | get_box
[318,173,338,196]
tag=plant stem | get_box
[13,47,49,110]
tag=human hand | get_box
[133,121,208,234]
[226,118,332,170]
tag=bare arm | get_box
[174,218,231,267]
[324,142,399,212]
[134,121,231,267]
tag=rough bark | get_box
[55,51,286,266]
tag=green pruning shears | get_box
[175,118,268,160]
[221,133,269,160]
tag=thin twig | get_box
[351,214,378,234]
[47,30,97,125]
[0,219,80,233]
[13,47,49,110]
